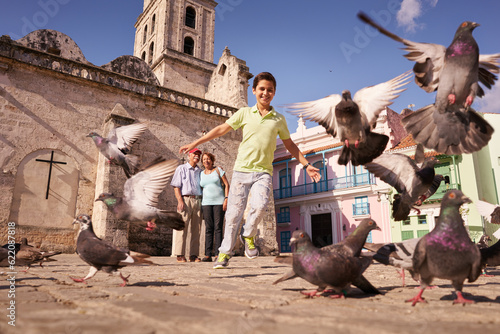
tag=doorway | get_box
[311,213,332,247]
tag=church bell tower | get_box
[134,0,217,97]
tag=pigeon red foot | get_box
[453,291,475,305]
[406,288,427,306]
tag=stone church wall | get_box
[0,38,241,255]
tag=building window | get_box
[151,14,156,33]
[313,160,327,193]
[143,25,148,44]
[141,51,146,61]
[353,196,370,216]
[185,6,196,28]
[402,218,411,225]
[149,42,154,64]
[277,207,290,224]
[402,230,414,240]
[183,37,194,55]
[280,231,292,253]
[418,215,427,224]
[279,168,291,199]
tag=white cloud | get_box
[478,84,500,113]
[396,0,439,32]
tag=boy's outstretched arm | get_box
[282,138,321,183]
[179,123,233,154]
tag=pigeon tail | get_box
[338,132,389,166]
[402,104,494,154]
[157,211,185,230]
[123,154,140,178]
[392,194,413,221]
[352,274,381,295]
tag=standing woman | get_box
[200,152,229,262]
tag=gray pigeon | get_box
[364,144,444,221]
[408,190,481,305]
[364,237,421,286]
[0,247,9,267]
[274,219,381,298]
[87,122,148,178]
[286,72,411,165]
[71,214,154,286]
[96,158,185,232]
[358,12,498,154]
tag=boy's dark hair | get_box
[253,72,276,90]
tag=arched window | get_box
[149,42,154,64]
[143,25,148,44]
[151,14,156,33]
[183,37,194,55]
[185,6,196,28]
[141,51,146,61]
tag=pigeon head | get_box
[95,193,118,206]
[86,131,100,138]
[341,90,352,101]
[441,190,472,209]
[355,218,381,234]
[455,21,479,35]
[423,156,440,168]
[73,214,92,230]
[289,230,314,252]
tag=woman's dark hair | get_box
[202,152,215,163]
[253,72,276,90]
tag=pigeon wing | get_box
[476,200,500,224]
[123,158,178,207]
[108,122,148,152]
[357,12,446,93]
[78,234,129,267]
[286,94,342,137]
[364,153,419,194]
[353,71,412,128]
[477,53,500,95]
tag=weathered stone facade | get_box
[0,34,240,255]
[0,0,280,257]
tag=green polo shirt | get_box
[226,104,290,175]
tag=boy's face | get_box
[252,79,275,107]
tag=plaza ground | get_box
[1,254,499,334]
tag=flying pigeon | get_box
[95,158,185,232]
[364,144,444,221]
[475,199,500,224]
[364,237,421,287]
[274,219,381,298]
[71,214,155,286]
[286,72,411,165]
[358,12,498,154]
[87,122,148,178]
[407,190,487,306]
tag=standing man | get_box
[171,148,203,262]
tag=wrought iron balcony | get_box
[273,173,375,200]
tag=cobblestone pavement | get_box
[1,254,499,334]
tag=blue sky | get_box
[1,0,499,132]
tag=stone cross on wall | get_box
[36,150,67,199]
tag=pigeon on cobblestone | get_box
[358,12,498,154]
[274,219,381,298]
[364,144,444,221]
[71,214,154,286]
[1,238,61,271]
[286,72,410,165]
[88,122,148,178]
[96,158,185,232]
[407,190,482,306]
[364,237,421,287]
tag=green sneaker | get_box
[213,253,230,269]
[239,234,259,259]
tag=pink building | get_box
[272,108,406,253]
